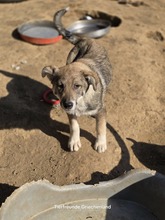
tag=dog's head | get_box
[42,62,98,114]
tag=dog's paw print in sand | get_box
[147,31,164,41]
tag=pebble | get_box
[11,59,27,70]
[20,60,27,64]
[11,64,20,70]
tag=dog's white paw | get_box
[94,137,107,153]
[68,138,81,152]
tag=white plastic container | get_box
[0,169,165,219]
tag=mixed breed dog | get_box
[42,8,112,153]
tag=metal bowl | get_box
[67,19,110,38]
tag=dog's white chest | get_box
[75,86,99,116]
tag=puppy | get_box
[42,8,112,153]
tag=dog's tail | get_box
[54,7,81,45]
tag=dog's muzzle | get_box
[61,99,74,110]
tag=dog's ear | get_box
[41,66,59,82]
[66,39,90,64]
[84,72,99,91]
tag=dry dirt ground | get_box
[0,0,165,205]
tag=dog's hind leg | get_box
[68,114,81,152]
[94,108,107,153]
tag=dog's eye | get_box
[74,84,82,90]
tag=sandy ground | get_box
[0,0,165,205]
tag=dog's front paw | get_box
[94,137,107,153]
[68,138,81,152]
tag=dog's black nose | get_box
[62,100,73,110]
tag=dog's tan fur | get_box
[42,8,112,153]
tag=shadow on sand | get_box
[127,138,165,175]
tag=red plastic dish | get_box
[17,20,62,45]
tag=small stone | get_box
[15,66,20,70]
[20,60,27,64]
[11,64,20,70]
